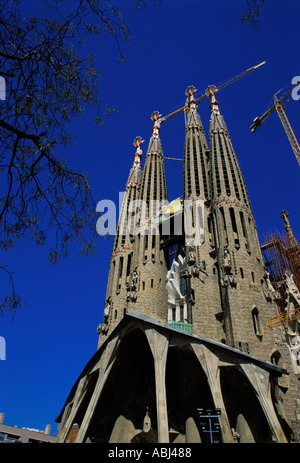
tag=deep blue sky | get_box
[0,0,299,435]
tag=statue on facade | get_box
[150,111,162,153]
[127,267,139,302]
[231,428,240,443]
[221,248,236,288]
[101,297,113,333]
[263,270,280,303]
[130,136,144,184]
[143,407,151,433]
[187,246,196,265]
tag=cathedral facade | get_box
[56,86,300,443]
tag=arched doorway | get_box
[165,345,216,443]
[82,327,156,443]
[220,366,274,443]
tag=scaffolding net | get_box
[262,229,300,325]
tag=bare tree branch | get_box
[0,0,160,315]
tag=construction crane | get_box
[250,80,300,167]
[159,60,267,125]
[160,60,267,161]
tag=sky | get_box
[0,0,299,436]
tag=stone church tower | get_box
[56,87,300,444]
[126,111,169,323]
[97,136,144,340]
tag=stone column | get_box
[145,328,169,443]
[185,416,201,443]
[74,335,120,443]
[236,413,255,443]
[240,363,288,443]
[56,376,87,443]
[109,415,136,443]
[191,343,233,443]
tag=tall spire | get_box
[280,210,299,249]
[138,110,168,228]
[127,111,169,322]
[207,89,280,356]
[207,84,251,210]
[280,210,300,291]
[98,138,144,346]
[206,85,229,133]
[126,136,143,188]
[184,86,203,129]
[57,83,300,446]
[183,85,210,201]
[181,85,222,339]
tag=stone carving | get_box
[133,136,144,159]
[221,248,236,288]
[97,323,102,334]
[127,267,139,302]
[104,297,112,320]
[231,428,240,443]
[283,271,300,371]
[263,271,281,303]
[143,408,151,433]
[187,246,196,265]
[151,111,161,139]
[129,136,144,185]
[284,271,300,306]
[223,248,231,269]
[190,263,204,279]
[101,297,113,333]
[185,85,202,128]
[150,111,162,153]
[280,210,291,231]
[166,252,187,322]
[206,84,228,133]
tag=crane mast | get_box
[250,80,300,167]
[274,95,300,167]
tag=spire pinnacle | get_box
[280,210,292,231]
[133,136,144,164]
[185,85,197,104]
[126,136,144,188]
[206,84,228,133]
[151,111,162,139]
[280,210,298,249]
[184,85,202,129]
[205,85,220,115]
[147,111,164,157]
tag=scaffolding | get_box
[262,230,300,291]
[262,228,300,326]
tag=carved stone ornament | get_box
[263,271,281,302]
[191,264,200,278]
[221,248,236,288]
[143,408,151,433]
[103,297,113,321]
[223,248,231,270]
[130,268,139,290]
[97,323,102,334]
[187,247,196,265]
[127,268,139,302]
[128,291,137,302]
[284,271,300,306]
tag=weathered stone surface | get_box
[56,92,300,444]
